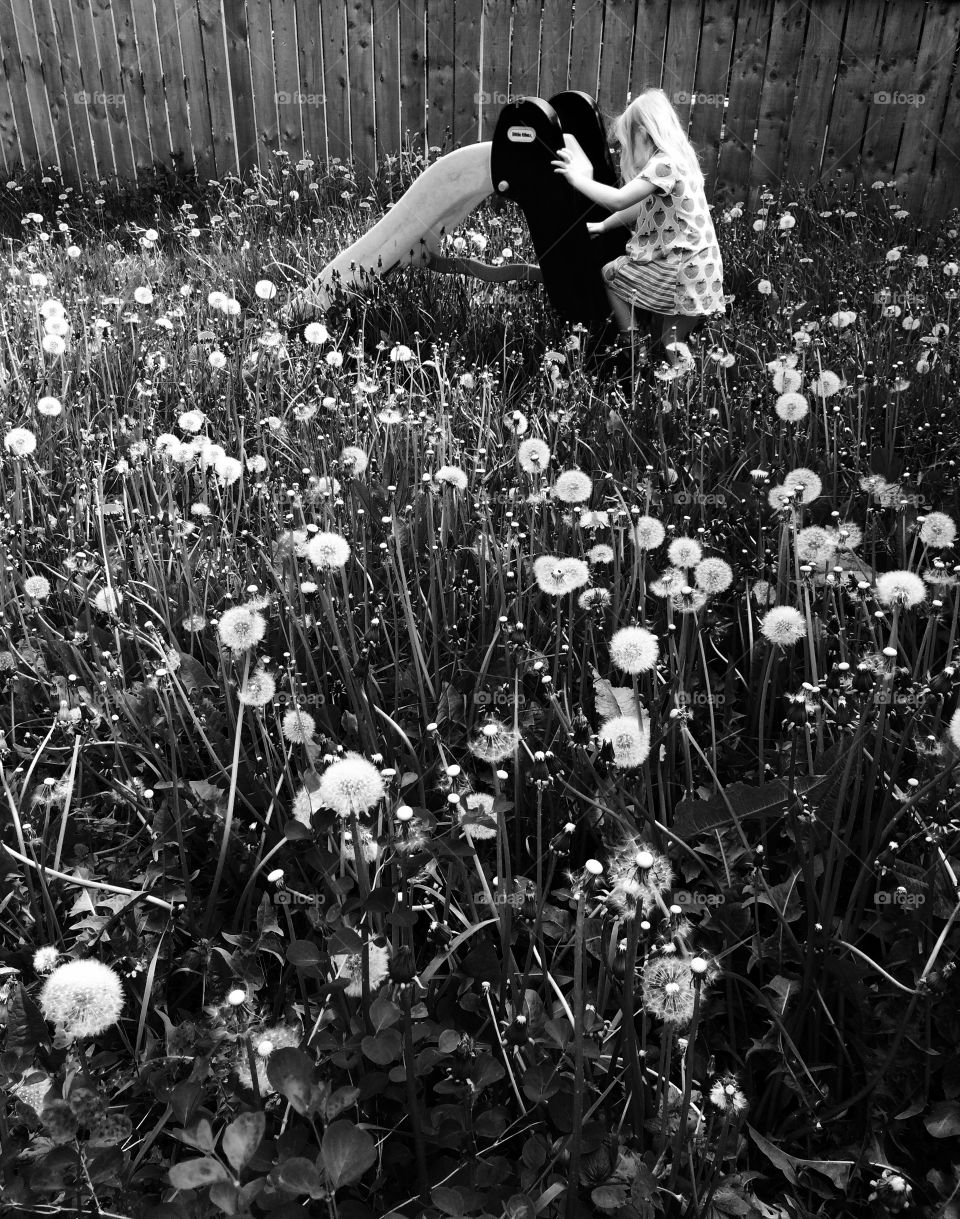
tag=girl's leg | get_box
[605,285,636,334]
[657,313,705,354]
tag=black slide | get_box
[547,91,630,270]
[490,97,611,324]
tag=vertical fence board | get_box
[347,0,375,174]
[128,0,173,173]
[926,34,960,216]
[749,0,809,202]
[858,0,927,186]
[479,0,510,137]
[630,0,669,94]
[539,0,572,98]
[55,0,104,184]
[511,0,542,99]
[713,0,768,205]
[222,0,259,174]
[568,0,604,96]
[283,0,312,162]
[0,40,19,172]
[175,1,216,179]
[90,0,137,181]
[244,0,279,169]
[598,0,638,116]
[452,0,482,144]
[688,0,735,194]
[0,17,35,173]
[781,3,843,188]
[31,0,81,182]
[149,0,194,174]
[662,0,703,129]
[322,0,351,161]
[893,0,960,210]
[68,0,117,183]
[427,0,455,148]
[398,0,425,149]
[819,0,885,195]
[373,0,400,157]
[7,0,61,175]
[113,0,156,175]
[196,0,239,178]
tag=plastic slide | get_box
[287,142,494,319]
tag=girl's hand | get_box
[551,139,594,184]
[551,148,582,183]
[586,221,604,238]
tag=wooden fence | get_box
[1,0,959,215]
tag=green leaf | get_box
[222,1111,265,1174]
[323,1086,360,1122]
[285,940,323,968]
[168,1157,231,1190]
[5,983,49,1055]
[924,1100,960,1138]
[276,1156,327,1198]
[266,1048,319,1116]
[328,927,364,954]
[369,994,401,1031]
[321,1121,377,1190]
[747,1126,853,1189]
[523,1063,560,1103]
[361,1030,403,1064]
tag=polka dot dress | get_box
[602,152,725,317]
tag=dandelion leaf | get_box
[747,1125,853,1190]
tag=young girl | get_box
[552,88,725,359]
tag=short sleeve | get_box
[639,154,677,195]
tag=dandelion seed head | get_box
[760,606,806,646]
[609,626,659,674]
[281,707,316,743]
[694,558,734,593]
[40,960,124,1038]
[217,604,267,652]
[306,531,351,570]
[518,438,551,473]
[552,469,593,504]
[317,752,386,819]
[632,516,666,550]
[783,467,822,503]
[598,714,651,769]
[667,537,703,568]
[875,570,926,608]
[238,667,277,708]
[919,512,957,549]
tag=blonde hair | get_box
[612,89,704,190]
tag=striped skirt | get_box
[602,250,721,317]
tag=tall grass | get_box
[0,150,958,1219]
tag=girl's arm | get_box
[552,149,658,210]
[601,200,647,230]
